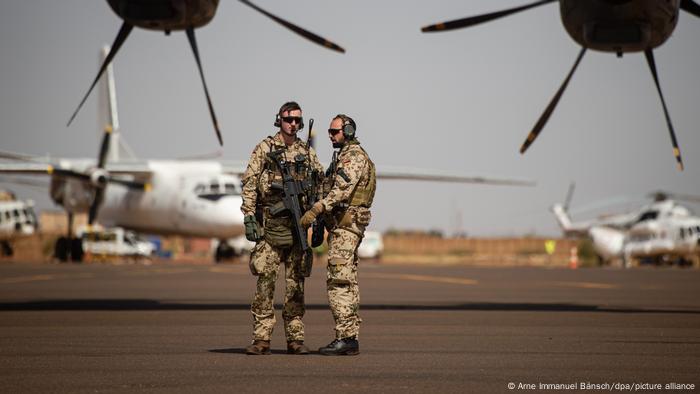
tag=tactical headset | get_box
[274,101,304,129]
[336,114,356,140]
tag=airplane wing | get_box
[375,166,535,186]
[221,160,535,186]
[0,153,153,178]
[220,160,248,176]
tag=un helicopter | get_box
[552,184,700,267]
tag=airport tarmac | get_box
[1,261,699,393]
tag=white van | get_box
[78,227,155,259]
[357,231,384,260]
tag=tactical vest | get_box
[259,136,313,204]
[258,136,315,248]
[327,141,376,209]
[348,145,376,208]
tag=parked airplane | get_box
[422,0,700,170]
[0,190,38,257]
[552,186,700,267]
[68,0,346,146]
[0,47,535,262]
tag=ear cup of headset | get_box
[342,123,355,140]
[274,114,280,128]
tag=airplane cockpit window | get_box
[225,183,238,195]
[195,180,241,201]
[636,210,658,223]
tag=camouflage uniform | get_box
[320,139,376,339]
[241,132,323,342]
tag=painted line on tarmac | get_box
[0,273,95,284]
[363,272,477,286]
[208,266,243,274]
[122,267,196,276]
[553,281,618,289]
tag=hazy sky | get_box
[1,0,699,236]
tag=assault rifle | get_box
[267,149,313,277]
[306,118,325,248]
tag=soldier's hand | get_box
[301,202,324,228]
[244,215,263,242]
[300,210,315,229]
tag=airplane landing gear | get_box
[1,241,13,257]
[54,237,83,263]
[54,212,83,263]
[214,240,236,263]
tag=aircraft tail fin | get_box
[98,45,137,162]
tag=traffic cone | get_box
[569,246,579,269]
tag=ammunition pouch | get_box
[263,215,294,248]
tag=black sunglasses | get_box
[328,128,342,135]
[282,116,303,125]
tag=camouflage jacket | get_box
[241,132,323,217]
[320,139,375,215]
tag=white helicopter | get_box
[0,189,39,257]
[552,185,700,267]
[0,47,534,262]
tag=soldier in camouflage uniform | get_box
[301,114,375,356]
[241,101,323,355]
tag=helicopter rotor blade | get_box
[67,22,134,127]
[186,27,223,146]
[422,0,556,32]
[563,182,576,212]
[681,0,700,18]
[644,49,684,171]
[239,0,345,53]
[520,47,586,154]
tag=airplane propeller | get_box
[40,126,149,225]
[421,0,556,32]
[681,0,700,18]
[68,1,346,147]
[67,22,133,131]
[644,50,683,171]
[87,125,149,225]
[422,1,692,170]
[520,47,586,154]
[239,0,345,53]
[186,27,222,146]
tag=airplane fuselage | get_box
[560,0,680,53]
[106,0,219,31]
[51,161,244,239]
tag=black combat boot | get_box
[245,340,271,355]
[287,340,310,355]
[318,337,359,356]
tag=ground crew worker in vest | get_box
[300,114,376,356]
[241,101,324,355]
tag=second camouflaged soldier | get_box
[301,114,376,356]
[241,101,324,355]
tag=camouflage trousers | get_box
[326,227,363,339]
[249,239,305,342]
